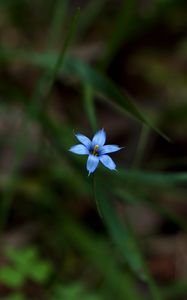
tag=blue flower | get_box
[69,129,123,175]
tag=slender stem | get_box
[92,175,103,218]
[46,8,80,97]
[83,84,97,133]
[146,275,163,300]
[132,124,150,169]
[31,7,80,113]
[47,0,68,49]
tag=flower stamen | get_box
[92,144,99,156]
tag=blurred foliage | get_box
[0,246,51,299]
[53,282,102,300]
[0,0,187,299]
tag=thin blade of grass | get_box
[62,216,143,300]
[30,7,80,114]
[47,0,68,49]
[116,189,187,232]
[30,0,69,114]
[131,125,150,169]
[101,0,137,69]
[94,178,163,300]
[0,47,170,141]
[117,169,187,187]
[0,8,80,230]
[75,0,108,41]
[82,84,97,133]
[94,182,145,279]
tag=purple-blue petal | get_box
[86,155,99,175]
[69,144,89,155]
[92,129,106,147]
[100,155,116,170]
[75,133,91,149]
[99,144,122,155]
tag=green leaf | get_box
[0,267,25,288]
[5,246,52,283]
[6,246,38,269]
[28,261,52,283]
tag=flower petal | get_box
[86,155,99,175]
[75,133,91,149]
[100,155,116,170]
[100,144,122,155]
[92,129,106,147]
[69,144,89,155]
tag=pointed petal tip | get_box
[86,154,99,174]
[69,146,74,152]
[75,132,91,149]
[92,128,106,146]
[69,144,89,155]
[117,146,125,152]
[100,155,116,170]
[99,144,123,155]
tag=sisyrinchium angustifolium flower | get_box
[69,129,123,175]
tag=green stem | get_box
[145,269,163,300]
[92,175,103,218]
[83,84,97,133]
[132,124,150,169]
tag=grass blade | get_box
[94,178,162,300]
[0,8,80,230]
[0,47,170,141]
[101,0,137,69]
[116,189,187,232]
[83,84,97,133]
[117,169,187,187]
[62,216,143,300]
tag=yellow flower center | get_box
[92,144,99,156]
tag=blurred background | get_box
[0,0,187,299]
